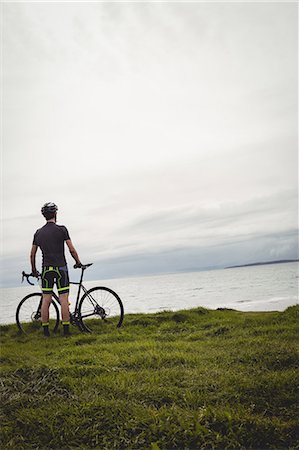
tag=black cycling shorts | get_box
[41,265,70,294]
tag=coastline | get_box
[1,261,298,325]
[225,258,299,269]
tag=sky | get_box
[1,1,298,287]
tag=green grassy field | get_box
[1,305,298,449]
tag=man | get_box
[30,202,82,337]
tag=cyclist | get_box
[30,202,82,337]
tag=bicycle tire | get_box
[16,292,60,334]
[78,286,124,332]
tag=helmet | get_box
[41,202,58,217]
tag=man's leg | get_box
[41,294,52,336]
[59,292,71,335]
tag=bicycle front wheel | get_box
[79,287,124,332]
[16,293,60,334]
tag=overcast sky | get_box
[1,1,298,287]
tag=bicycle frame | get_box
[61,268,99,318]
[42,267,97,329]
[38,267,90,314]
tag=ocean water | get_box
[0,262,298,325]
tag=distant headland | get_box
[225,259,299,269]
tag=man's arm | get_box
[66,240,82,266]
[30,245,39,276]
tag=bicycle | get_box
[16,263,124,334]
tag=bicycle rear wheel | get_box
[78,287,124,332]
[16,293,60,334]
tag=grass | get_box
[0,305,298,449]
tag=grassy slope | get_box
[0,306,298,449]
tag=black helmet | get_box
[41,202,58,218]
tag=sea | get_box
[0,262,298,325]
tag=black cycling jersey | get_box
[33,222,70,267]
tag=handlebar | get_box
[21,264,93,284]
[22,264,93,285]
[22,271,38,285]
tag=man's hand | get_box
[32,270,40,278]
[73,263,83,269]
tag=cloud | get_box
[85,229,299,280]
[126,189,297,233]
[101,188,298,255]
